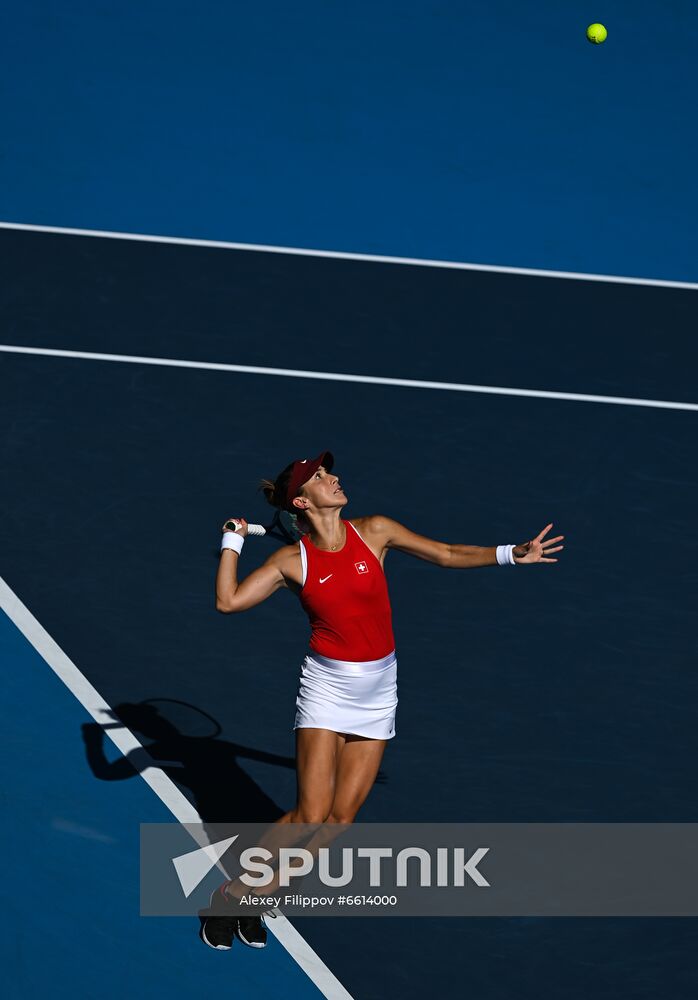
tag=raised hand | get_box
[222,517,248,537]
[513,523,564,564]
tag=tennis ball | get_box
[586,23,607,44]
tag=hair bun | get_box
[258,478,279,508]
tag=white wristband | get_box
[221,532,245,555]
[496,544,516,566]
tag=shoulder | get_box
[267,541,302,567]
[349,515,398,543]
[265,541,303,587]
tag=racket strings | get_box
[282,510,307,540]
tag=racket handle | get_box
[223,520,266,536]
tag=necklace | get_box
[317,525,345,551]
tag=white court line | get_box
[0,575,354,1000]
[1,343,696,412]
[1,220,697,290]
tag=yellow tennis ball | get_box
[586,23,607,44]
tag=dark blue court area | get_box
[2,228,698,998]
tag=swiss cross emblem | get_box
[355,561,369,575]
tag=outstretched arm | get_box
[361,516,564,568]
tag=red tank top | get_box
[299,520,395,661]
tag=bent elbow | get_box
[438,544,453,568]
[216,601,237,614]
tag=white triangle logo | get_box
[171,834,239,898]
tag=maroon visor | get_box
[285,451,334,511]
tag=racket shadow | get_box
[81,700,294,823]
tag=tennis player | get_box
[201,450,564,950]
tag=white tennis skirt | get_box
[294,649,398,740]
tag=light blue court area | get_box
[0,603,331,1000]
[1,2,697,281]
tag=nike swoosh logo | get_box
[319,575,333,584]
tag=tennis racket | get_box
[223,508,303,544]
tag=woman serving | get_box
[202,449,564,951]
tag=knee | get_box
[325,811,357,825]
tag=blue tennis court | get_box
[2,3,698,997]
[2,227,697,998]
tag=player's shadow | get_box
[81,700,293,822]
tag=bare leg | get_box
[284,727,347,822]
[326,734,387,823]
[278,733,387,877]
[226,731,387,898]
[224,728,344,897]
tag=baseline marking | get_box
[0,575,354,1000]
[1,344,696,412]
[0,221,696,290]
